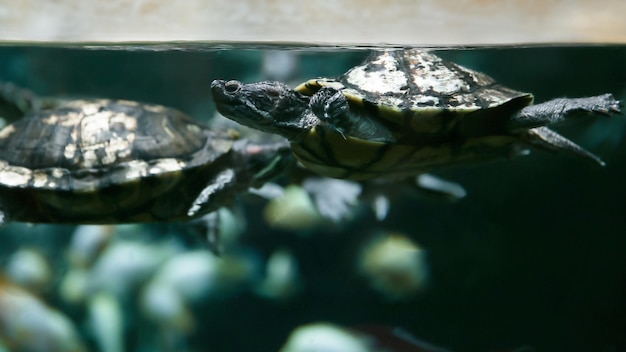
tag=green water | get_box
[0,43,625,352]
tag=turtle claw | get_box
[310,86,350,123]
[563,93,622,115]
[588,93,621,116]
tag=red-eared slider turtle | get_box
[211,49,621,180]
[0,84,293,225]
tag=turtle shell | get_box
[296,50,534,140]
[0,99,241,223]
[289,50,538,180]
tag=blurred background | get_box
[0,0,625,44]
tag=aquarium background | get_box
[0,45,625,351]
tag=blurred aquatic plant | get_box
[357,231,430,301]
[0,277,86,352]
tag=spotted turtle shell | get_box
[290,50,539,180]
[0,99,240,223]
[296,50,534,138]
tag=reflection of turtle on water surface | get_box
[212,49,621,181]
[0,83,294,238]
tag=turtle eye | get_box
[224,80,241,93]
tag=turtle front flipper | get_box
[186,169,238,219]
[186,169,241,255]
[506,94,621,132]
[308,86,395,142]
[309,86,350,139]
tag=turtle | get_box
[211,49,621,181]
[0,82,294,227]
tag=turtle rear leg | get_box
[506,93,621,132]
[524,126,605,166]
[508,94,620,165]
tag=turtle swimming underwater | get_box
[211,49,621,181]
[0,82,294,225]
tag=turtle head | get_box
[211,80,317,140]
